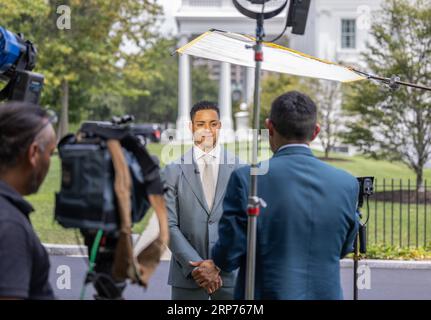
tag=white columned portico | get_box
[176,35,192,141]
[218,61,234,142]
[175,0,288,142]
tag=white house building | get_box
[174,0,384,140]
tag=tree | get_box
[260,72,300,128]
[0,0,163,137]
[123,38,218,125]
[303,79,343,159]
[260,73,344,159]
[123,38,178,124]
[44,0,163,138]
[343,0,431,189]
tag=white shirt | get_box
[193,144,221,187]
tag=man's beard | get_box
[28,169,42,195]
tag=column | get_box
[245,66,254,107]
[176,35,192,141]
[218,61,234,142]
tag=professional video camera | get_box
[355,176,374,254]
[55,115,167,299]
[55,115,157,231]
[0,26,44,103]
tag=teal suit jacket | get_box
[212,146,359,300]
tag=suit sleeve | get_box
[341,179,360,258]
[162,165,204,278]
[212,169,248,272]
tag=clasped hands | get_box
[189,260,222,295]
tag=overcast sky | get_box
[121,0,180,53]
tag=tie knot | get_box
[202,153,214,165]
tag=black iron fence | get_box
[362,179,431,248]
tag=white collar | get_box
[277,143,310,153]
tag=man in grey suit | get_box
[163,101,243,300]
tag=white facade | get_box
[289,0,383,64]
[174,0,384,141]
[175,0,286,140]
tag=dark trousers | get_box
[171,286,234,300]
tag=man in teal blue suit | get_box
[198,91,359,300]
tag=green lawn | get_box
[27,141,431,245]
[313,152,431,182]
[156,141,431,181]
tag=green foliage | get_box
[122,37,218,124]
[259,73,345,159]
[342,0,431,187]
[1,1,220,129]
[0,0,163,124]
[191,64,218,106]
[260,72,300,127]
[122,37,178,123]
[365,244,431,260]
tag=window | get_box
[341,19,356,49]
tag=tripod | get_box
[81,230,126,300]
[353,176,373,300]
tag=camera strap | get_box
[104,138,167,288]
[106,139,138,282]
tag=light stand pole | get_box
[245,13,264,300]
[232,0,289,301]
[353,217,361,300]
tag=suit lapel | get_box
[211,147,236,214]
[180,148,211,215]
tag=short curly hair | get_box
[270,91,317,141]
[0,102,49,172]
[190,101,219,121]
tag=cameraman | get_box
[0,102,56,299]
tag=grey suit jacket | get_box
[163,146,244,288]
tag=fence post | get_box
[408,179,411,247]
[416,180,419,248]
[375,178,378,244]
[425,180,428,248]
[383,178,386,246]
[400,179,403,247]
[391,178,394,246]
